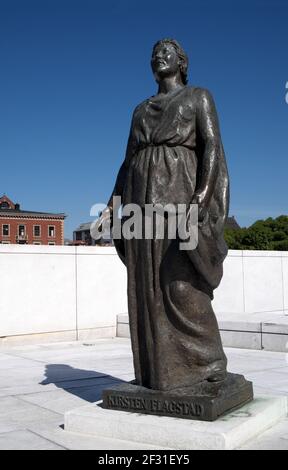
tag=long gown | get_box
[110,86,230,391]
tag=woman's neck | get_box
[157,75,184,95]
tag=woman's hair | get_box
[152,39,189,85]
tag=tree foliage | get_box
[224,216,288,251]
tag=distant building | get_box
[225,216,241,231]
[0,195,66,245]
[73,222,94,245]
[73,221,113,246]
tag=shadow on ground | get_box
[40,364,125,403]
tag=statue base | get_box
[65,395,287,449]
[102,373,253,421]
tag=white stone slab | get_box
[218,317,261,333]
[1,245,288,342]
[0,244,76,255]
[76,249,127,330]
[262,315,288,335]
[117,314,129,323]
[227,250,243,257]
[0,430,65,451]
[32,426,166,450]
[245,368,288,392]
[77,326,116,341]
[76,246,118,256]
[262,334,288,353]
[0,248,77,336]
[220,330,262,350]
[213,256,245,314]
[0,396,63,435]
[65,396,287,450]
[243,256,284,313]
[0,331,77,348]
[19,389,101,415]
[240,418,288,450]
[117,323,130,338]
[242,250,282,258]
[283,257,288,310]
[119,313,288,335]
[116,313,288,352]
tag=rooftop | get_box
[0,209,66,219]
[226,216,241,230]
[74,222,93,232]
[0,195,66,219]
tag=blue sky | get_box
[0,0,287,238]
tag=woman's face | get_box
[151,43,180,80]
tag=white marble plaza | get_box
[0,338,287,450]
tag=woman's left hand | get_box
[191,190,208,222]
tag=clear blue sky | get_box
[1,0,287,238]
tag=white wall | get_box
[213,250,287,314]
[0,245,287,342]
[0,245,127,341]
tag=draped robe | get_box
[110,86,230,391]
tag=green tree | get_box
[224,215,288,251]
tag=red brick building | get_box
[0,195,66,245]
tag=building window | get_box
[48,242,55,246]
[2,225,10,237]
[0,201,9,210]
[18,225,26,236]
[34,225,41,237]
[33,242,41,245]
[1,241,10,244]
[84,231,91,242]
[48,226,55,238]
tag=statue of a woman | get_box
[99,39,230,392]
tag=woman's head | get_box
[151,39,189,85]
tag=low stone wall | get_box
[0,245,127,346]
[117,312,288,353]
[0,245,287,346]
[213,250,288,314]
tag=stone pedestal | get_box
[65,396,288,450]
[102,373,253,421]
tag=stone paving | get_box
[0,338,287,450]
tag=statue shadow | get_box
[40,364,125,404]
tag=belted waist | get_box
[136,142,194,151]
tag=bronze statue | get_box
[99,39,253,420]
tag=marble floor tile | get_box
[0,430,65,450]
[0,338,287,450]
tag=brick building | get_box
[0,195,66,245]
